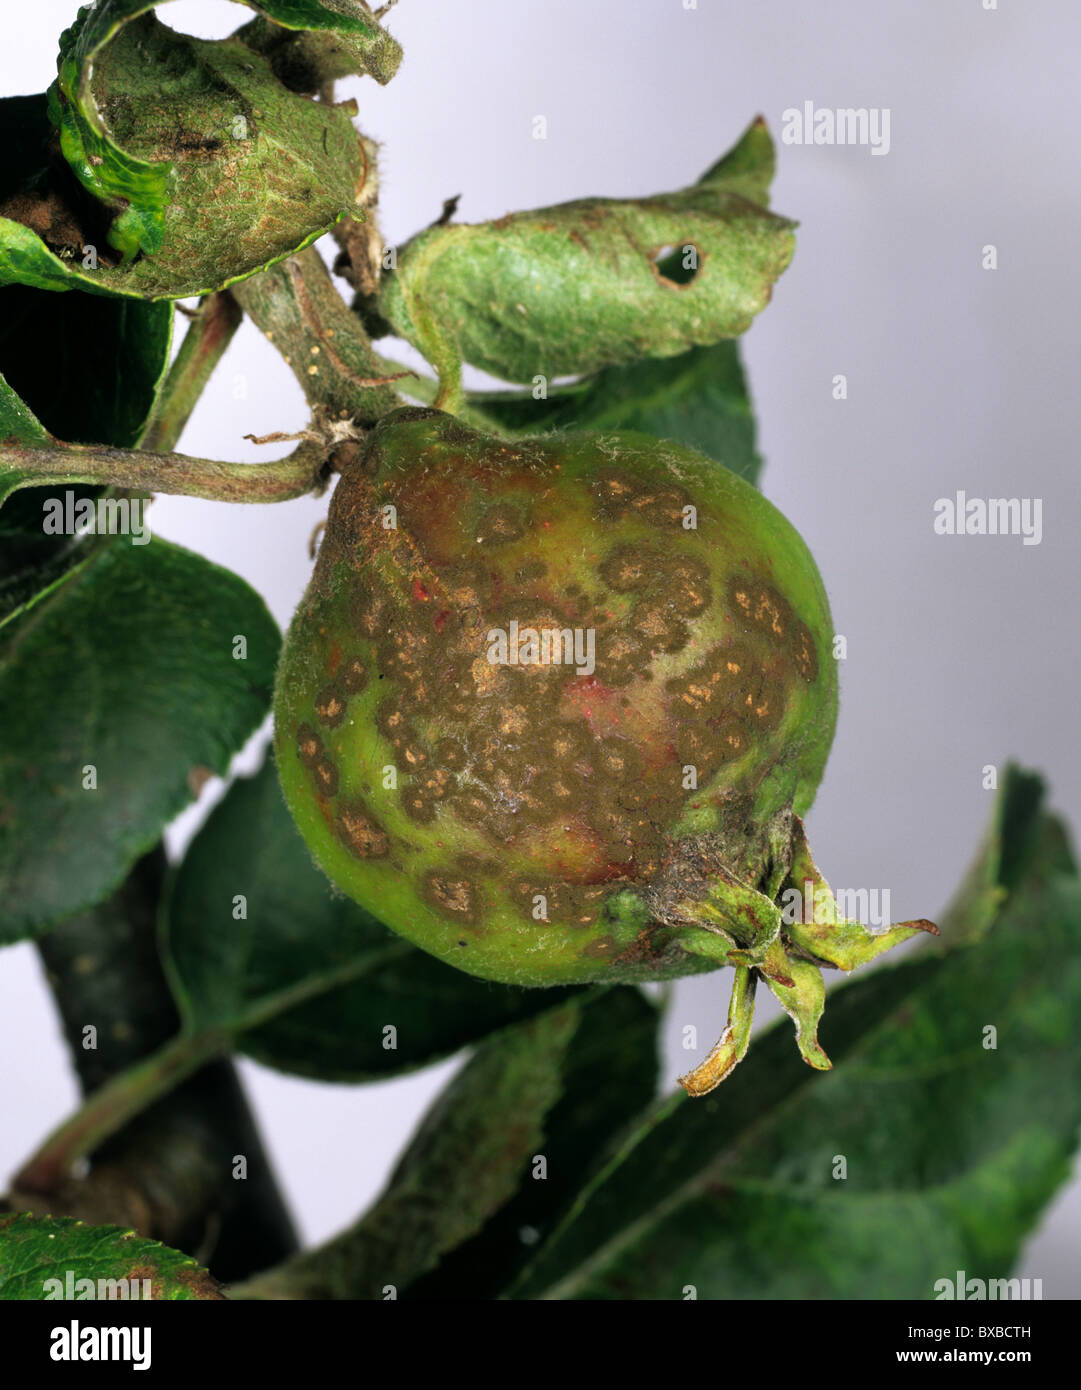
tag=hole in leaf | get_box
[151,0,250,41]
[651,241,702,287]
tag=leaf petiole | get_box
[11,1027,231,1196]
[139,291,244,454]
[0,438,328,507]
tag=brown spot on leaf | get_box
[728,577,793,641]
[187,765,215,797]
[745,676,786,731]
[633,599,689,655]
[631,485,690,528]
[590,472,639,518]
[173,1266,227,1301]
[599,626,646,687]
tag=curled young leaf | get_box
[1,2,399,299]
[375,117,796,403]
[235,8,403,92]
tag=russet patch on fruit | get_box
[274,407,937,1096]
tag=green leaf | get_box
[0,282,170,619]
[234,989,659,1299]
[0,372,54,567]
[939,763,1073,945]
[0,1213,223,1300]
[695,115,778,207]
[402,987,661,1300]
[0,539,279,943]
[236,9,403,90]
[0,1,396,299]
[162,758,582,1081]
[376,117,795,396]
[0,90,101,295]
[235,1005,580,1298]
[0,373,98,636]
[0,535,107,641]
[0,93,175,603]
[0,275,172,528]
[0,292,172,448]
[0,280,173,624]
[0,279,173,598]
[507,774,1081,1299]
[0,370,50,449]
[0,276,170,618]
[16,849,300,1282]
[0,93,174,440]
[470,339,764,487]
[0,91,173,444]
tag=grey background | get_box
[2,0,1078,1293]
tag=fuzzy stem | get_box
[13,1028,231,1196]
[0,439,327,504]
[140,292,243,453]
[232,247,409,425]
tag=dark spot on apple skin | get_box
[792,621,819,683]
[313,755,339,797]
[297,723,323,766]
[285,425,840,1001]
[341,655,369,693]
[477,502,526,545]
[579,934,618,959]
[336,800,389,859]
[315,684,347,727]
[423,870,481,925]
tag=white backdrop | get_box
[2,0,1079,1294]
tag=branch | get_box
[140,291,244,454]
[0,437,328,505]
[232,246,412,425]
[5,851,297,1280]
[12,1030,229,1198]
[0,250,420,512]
